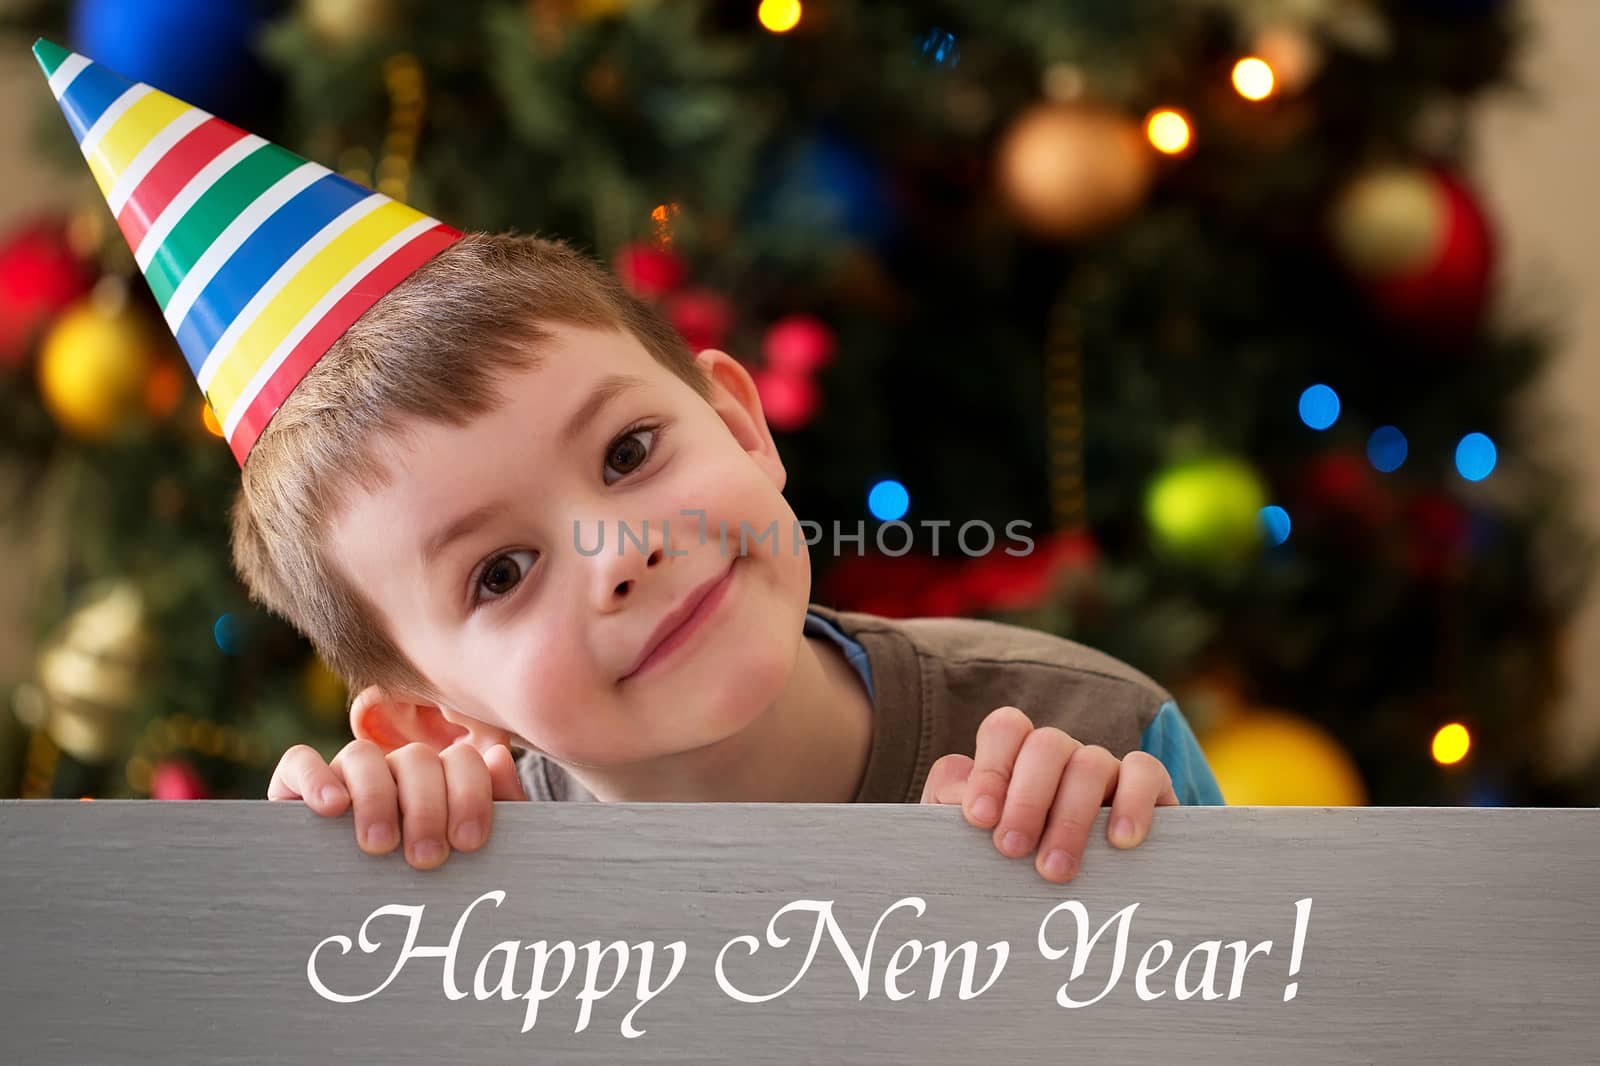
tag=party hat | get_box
[31,38,462,465]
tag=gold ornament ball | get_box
[1329,166,1446,279]
[302,655,349,723]
[1144,455,1267,563]
[302,0,397,45]
[1200,709,1368,806]
[33,581,154,763]
[37,297,157,440]
[996,102,1154,239]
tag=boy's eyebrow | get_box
[560,373,649,447]
[418,373,651,570]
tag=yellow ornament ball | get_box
[996,102,1154,239]
[1144,455,1267,564]
[1201,710,1367,806]
[1329,166,1447,279]
[37,295,158,440]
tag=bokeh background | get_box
[1,0,1598,807]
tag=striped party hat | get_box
[32,38,463,465]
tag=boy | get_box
[35,40,1223,888]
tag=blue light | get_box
[918,28,960,67]
[1259,505,1292,547]
[1298,385,1341,431]
[1367,426,1409,473]
[868,479,910,521]
[213,613,244,655]
[1455,433,1498,482]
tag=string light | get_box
[651,202,680,246]
[1298,384,1341,430]
[1232,57,1276,101]
[1259,505,1292,546]
[758,0,802,33]
[868,479,910,521]
[1145,109,1192,155]
[1367,426,1408,473]
[1431,722,1471,766]
[1455,433,1497,482]
[201,400,224,437]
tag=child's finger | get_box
[440,742,494,852]
[387,743,451,870]
[920,754,974,805]
[993,727,1077,858]
[1105,751,1178,849]
[1034,745,1120,883]
[267,744,348,814]
[331,739,400,856]
[484,744,529,802]
[964,707,1033,829]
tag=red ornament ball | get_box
[763,314,837,374]
[613,242,686,299]
[150,757,209,800]
[754,368,820,431]
[666,287,734,352]
[0,217,99,368]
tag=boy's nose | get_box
[594,541,668,610]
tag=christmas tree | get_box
[1,0,1592,805]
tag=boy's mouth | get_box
[620,559,739,682]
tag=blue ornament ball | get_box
[71,0,267,117]
[753,131,897,246]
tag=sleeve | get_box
[1139,700,1226,806]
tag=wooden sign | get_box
[2,801,1596,1063]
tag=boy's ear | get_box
[694,348,786,491]
[348,685,515,756]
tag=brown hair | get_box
[228,231,710,701]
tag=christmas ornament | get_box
[302,0,398,46]
[70,0,269,118]
[1201,709,1368,806]
[1252,24,1323,94]
[1406,491,1472,579]
[665,287,734,351]
[614,241,686,298]
[302,655,349,723]
[754,368,819,431]
[763,314,835,374]
[150,756,208,799]
[756,133,895,245]
[1329,165,1494,340]
[32,38,461,464]
[1144,456,1268,563]
[958,530,1099,614]
[13,581,153,766]
[1300,450,1395,533]
[996,102,1153,238]
[0,216,99,367]
[37,288,160,439]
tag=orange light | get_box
[202,401,224,438]
[651,202,680,246]
[1145,109,1192,155]
[1431,722,1471,766]
[1232,57,1276,101]
[758,0,801,33]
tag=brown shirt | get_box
[515,604,1177,805]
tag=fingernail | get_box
[971,796,998,824]
[1002,830,1030,856]
[1112,816,1137,846]
[319,786,341,808]
[414,840,443,865]
[365,822,394,849]
[1043,850,1073,880]
[456,821,481,848]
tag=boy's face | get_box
[328,323,812,768]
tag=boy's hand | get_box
[920,705,1177,883]
[267,738,527,870]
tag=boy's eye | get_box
[474,549,536,605]
[603,425,659,485]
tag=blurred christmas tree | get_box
[0,0,1593,805]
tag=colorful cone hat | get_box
[32,38,462,465]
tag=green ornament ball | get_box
[1144,456,1268,563]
